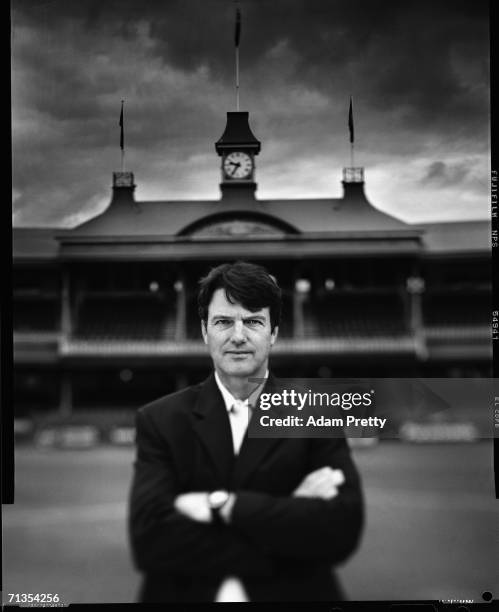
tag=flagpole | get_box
[120,100,125,172]
[234,4,241,111]
[348,95,355,168]
[235,45,240,111]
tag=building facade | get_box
[13,111,492,428]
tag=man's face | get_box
[201,288,278,380]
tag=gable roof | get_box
[12,194,491,260]
[68,182,410,237]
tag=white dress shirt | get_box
[213,370,268,602]
[214,370,268,454]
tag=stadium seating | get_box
[303,292,408,338]
[423,291,490,328]
[14,298,60,331]
[277,292,293,338]
[74,295,169,341]
[161,311,177,340]
[186,297,202,339]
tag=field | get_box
[2,442,496,604]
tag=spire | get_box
[113,100,136,205]
[215,6,260,200]
[342,167,366,200]
[215,112,261,154]
[234,4,241,110]
[215,112,261,200]
[112,172,136,204]
[343,97,364,197]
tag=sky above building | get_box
[12,0,490,227]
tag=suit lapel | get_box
[191,374,235,485]
[233,374,287,486]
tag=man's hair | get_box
[198,261,282,332]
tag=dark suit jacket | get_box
[128,374,364,602]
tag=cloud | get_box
[13,0,489,119]
[421,161,471,187]
[11,0,490,226]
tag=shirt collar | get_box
[214,369,269,413]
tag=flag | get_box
[234,6,241,47]
[348,97,354,144]
[119,101,124,150]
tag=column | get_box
[406,275,427,360]
[61,267,72,338]
[175,278,187,341]
[293,277,309,339]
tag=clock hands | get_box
[224,153,252,179]
[227,161,241,176]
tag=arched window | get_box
[178,212,299,238]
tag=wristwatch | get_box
[208,490,230,523]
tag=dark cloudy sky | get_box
[12,0,490,227]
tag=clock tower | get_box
[215,111,261,198]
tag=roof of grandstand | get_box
[13,182,490,260]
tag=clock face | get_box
[223,151,253,180]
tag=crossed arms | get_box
[129,408,364,577]
[174,465,345,522]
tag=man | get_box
[128,261,364,602]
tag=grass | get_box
[2,441,496,604]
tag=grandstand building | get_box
[13,111,492,423]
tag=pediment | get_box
[180,212,299,238]
[190,218,286,238]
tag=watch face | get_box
[223,152,253,179]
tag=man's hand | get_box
[174,492,211,523]
[175,467,344,523]
[293,466,345,500]
[219,493,236,523]
[174,492,237,524]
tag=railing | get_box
[14,327,491,361]
[113,171,134,187]
[59,336,418,357]
[342,167,364,183]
